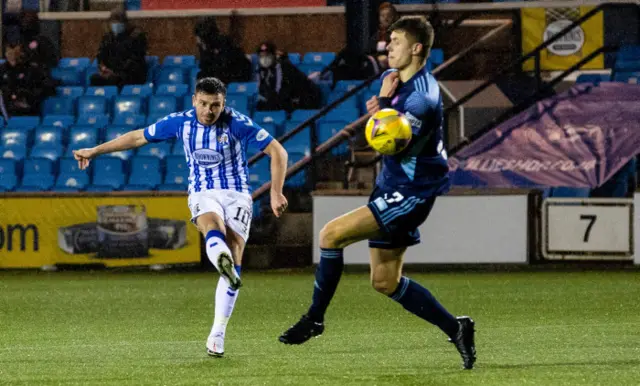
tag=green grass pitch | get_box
[1,270,639,385]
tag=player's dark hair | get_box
[195,77,227,96]
[389,16,434,60]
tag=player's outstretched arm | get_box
[262,139,288,218]
[73,128,148,170]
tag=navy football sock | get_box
[307,248,344,322]
[389,276,459,338]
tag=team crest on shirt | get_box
[217,133,229,144]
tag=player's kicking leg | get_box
[197,212,242,291]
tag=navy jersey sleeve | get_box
[404,91,440,136]
[143,112,184,142]
[229,109,274,151]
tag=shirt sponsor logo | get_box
[405,112,422,128]
[192,149,223,168]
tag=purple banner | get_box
[449,83,640,188]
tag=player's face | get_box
[387,31,421,70]
[193,92,225,126]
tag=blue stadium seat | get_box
[112,114,146,127]
[113,96,144,116]
[59,57,91,71]
[21,173,54,191]
[85,86,118,99]
[228,82,258,95]
[93,156,123,176]
[320,108,359,123]
[183,95,193,110]
[78,96,107,116]
[327,92,359,113]
[30,145,63,161]
[617,45,640,61]
[7,116,40,130]
[52,186,80,193]
[0,159,17,191]
[156,67,186,85]
[122,184,155,191]
[128,156,161,188]
[42,97,74,115]
[155,83,188,97]
[189,67,199,91]
[84,66,98,86]
[92,174,125,190]
[137,142,171,159]
[248,157,270,186]
[34,126,64,147]
[55,174,89,190]
[334,80,365,94]
[317,121,349,154]
[1,145,27,161]
[428,48,444,70]
[145,56,159,67]
[157,183,187,191]
[285,151,307,188]
[42,115,75,129]
[76,114,109,128]
[576,73,610,84]
[69,126,98,148]
[24,158,53,175]
[165,154,188,176]
[86,185,116,192]
[148,96,177,118]
[283,126,312,155]
[290,109,320,122]
[121,84,153,98]
[1,128,28,148]
[288,53,301,65]
[162,55,196,68]
[615,60,640,71]
[59,157,86,175]
[172,142,185,155]
[369,79,382,93]
[105,126,132,141]
[253,110,286,128]
[613,71,640,84]
[57,86,84,100]
[297,63,324,76]
[226,94,249,114]
[303,52,336,66]
[52,68,82,86]
[259,122,278,137]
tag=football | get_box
[365,108,412,155]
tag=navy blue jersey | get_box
[376,66,450,198]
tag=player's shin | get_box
[307,248,344,322]
[210,265,241,340]
[205,230,241,289]
[389,276,459,338]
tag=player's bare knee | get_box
[371,277,396,295]
[319,221,345,249]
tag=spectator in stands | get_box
[91,8,148,88]
[194,17,252,85]
[367,2,399,70]
[255,41,322,113]
[0,40,55,116]
[20,11,59,70]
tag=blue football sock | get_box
[234,265,241,276]
[390,276,459,338]
[307,248,344,322]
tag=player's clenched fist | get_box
[380,71,399,98]
[366,95,380,116]
[271,191,288,218]
[73,148,97,170]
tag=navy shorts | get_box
[367,187,436,249]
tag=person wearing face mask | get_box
[255,41,321,113]
[194,17,252,85]
[91,8,148,88]
[0,39,55,117]
[19,11,59,70]
[367,2,400,70]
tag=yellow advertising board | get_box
[0,195,200,268]
[522,7,604,71]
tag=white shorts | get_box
[188,189,253,242]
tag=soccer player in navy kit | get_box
[279,16,476,369]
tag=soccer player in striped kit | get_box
[74,77,289,357]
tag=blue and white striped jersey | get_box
[143,107,274,195]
